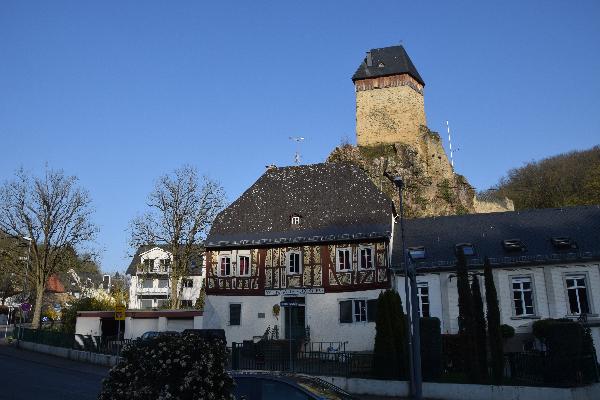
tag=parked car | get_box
[139,331,179,340]
[231,372,356,400]
[181,328,226,342]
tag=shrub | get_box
[484,257,504,384]
[99,333,234,400]
[420,317,442,381]
[374,289,408,379]
[60,297,113,334]
[441,334,464,374]
[471,275,488,381]
[500,324,515,340]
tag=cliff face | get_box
[327,127,509,218]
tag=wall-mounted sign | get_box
[265,288,324,296]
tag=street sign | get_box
[279,301,301,307]
[114,304,126,321]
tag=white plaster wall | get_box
[204,289,385,351]
[544,264,600,318]
[166,318,194,331]
[125,318,158,339]
[180,276,203,302]
[75,316,101,336]
[395,274,444,331]
[129,276,139,309]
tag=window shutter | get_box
[339,301,352,323]
[367,299,378,322]
[229,304,241,325]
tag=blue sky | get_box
[1,1,599,272]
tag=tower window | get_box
[291,215,301,225]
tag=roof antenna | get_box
[289,136,305,165]
[446,121,460,169]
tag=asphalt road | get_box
[0,342,109,400]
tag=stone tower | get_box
[352,45,427,147]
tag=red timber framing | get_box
[205,240,390,296]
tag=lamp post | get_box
[391,176,422,400]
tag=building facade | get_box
[203,163,394,350]
[391,205,600,353]
[127,245,204,309]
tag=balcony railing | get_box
[137,266,171,274]
[136,286,169,295]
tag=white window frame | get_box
[286,251,302,275]
[237,254,251,277]
[511,275,536,317]
[564,273,591,315]
[218,254,232,277]
[339,298,369,323]
[336,247,352,272]
[417,282,430,317]
[358,245,375,270]
[291,216,301,225]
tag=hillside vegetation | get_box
[485,146,600,210]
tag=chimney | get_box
[265,164,277,171]
[366,51,373,67]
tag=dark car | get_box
[231,372,356,400]
[181,328,226,342]
[139,331,179,340]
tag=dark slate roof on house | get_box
[206,163,393,248]
[126,244,204,276]
[391,205,600,270]
[352,45,425,86]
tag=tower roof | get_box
[352,45,424,86]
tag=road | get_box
[0,342,109,400]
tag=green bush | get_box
[60,297,113,334]
[99,333,233,400]
[500,324,515,340]
[420,317,442,381]
[374,289,408,379]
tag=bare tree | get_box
[130,165,225,308]
[0,168,96,328]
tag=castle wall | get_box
[355,74,426,147]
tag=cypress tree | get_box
[456,252,478,382]
[484,257,504,384]
[471,274,488,381]
[374,289,407,379]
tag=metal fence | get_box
[15,327,129,356]
[230,340,373,379]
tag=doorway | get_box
[283,297,305,340]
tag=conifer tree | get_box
[484,257,504,383]
[374,289,407,379]
[456,252,478,381]
[471,274,488,380]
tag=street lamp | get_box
[391,176,422,400]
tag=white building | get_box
[126,245,204,309]
[391,205,600,353]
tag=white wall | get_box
[396,274,444,331]
[124,317,158,339]
[75,316,101,336]
[167,318,194,331]
[204,289,385,351]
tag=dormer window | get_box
[378,62,385,68]
[291,215,301,226]
[408,246,426,260]
[503,239,525,252]
[455,243,476,256]
[551,237,577,250]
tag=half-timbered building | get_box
[203,163,394,350]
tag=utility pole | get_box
[391,176,422,400]
[289,137,305,165]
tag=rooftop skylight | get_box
[455,243,476,256]
[502,239,525,252]
[408,246,426,260]
[551,237,577,250]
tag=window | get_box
[182,278,193,288]
[140,299,153,309]
[159,258,171,271]
[238,255,250,276]
[143,258,155,271]
[552,237,577,250]
[408,246,426,260]
[219,255,231,276]
[358,246,374,269]
[455,243,475,256]
[565,275,590,315]
[339,299,377,323]
[180,300,193,308]
[291,216,301,225]
[142,279,154,289]
[417,282,430,317]
[503,239,525,252]
[287,251,301,275]
[512,276,535,316]
[336,248,351,271]
[229,303,241,325]
[157,279,169,288]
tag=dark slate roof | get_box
[126,244,204,276]
[352,45,425,86]
[206,163,393,248]
[391,205,600,270]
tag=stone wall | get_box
[355,74,426,147]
